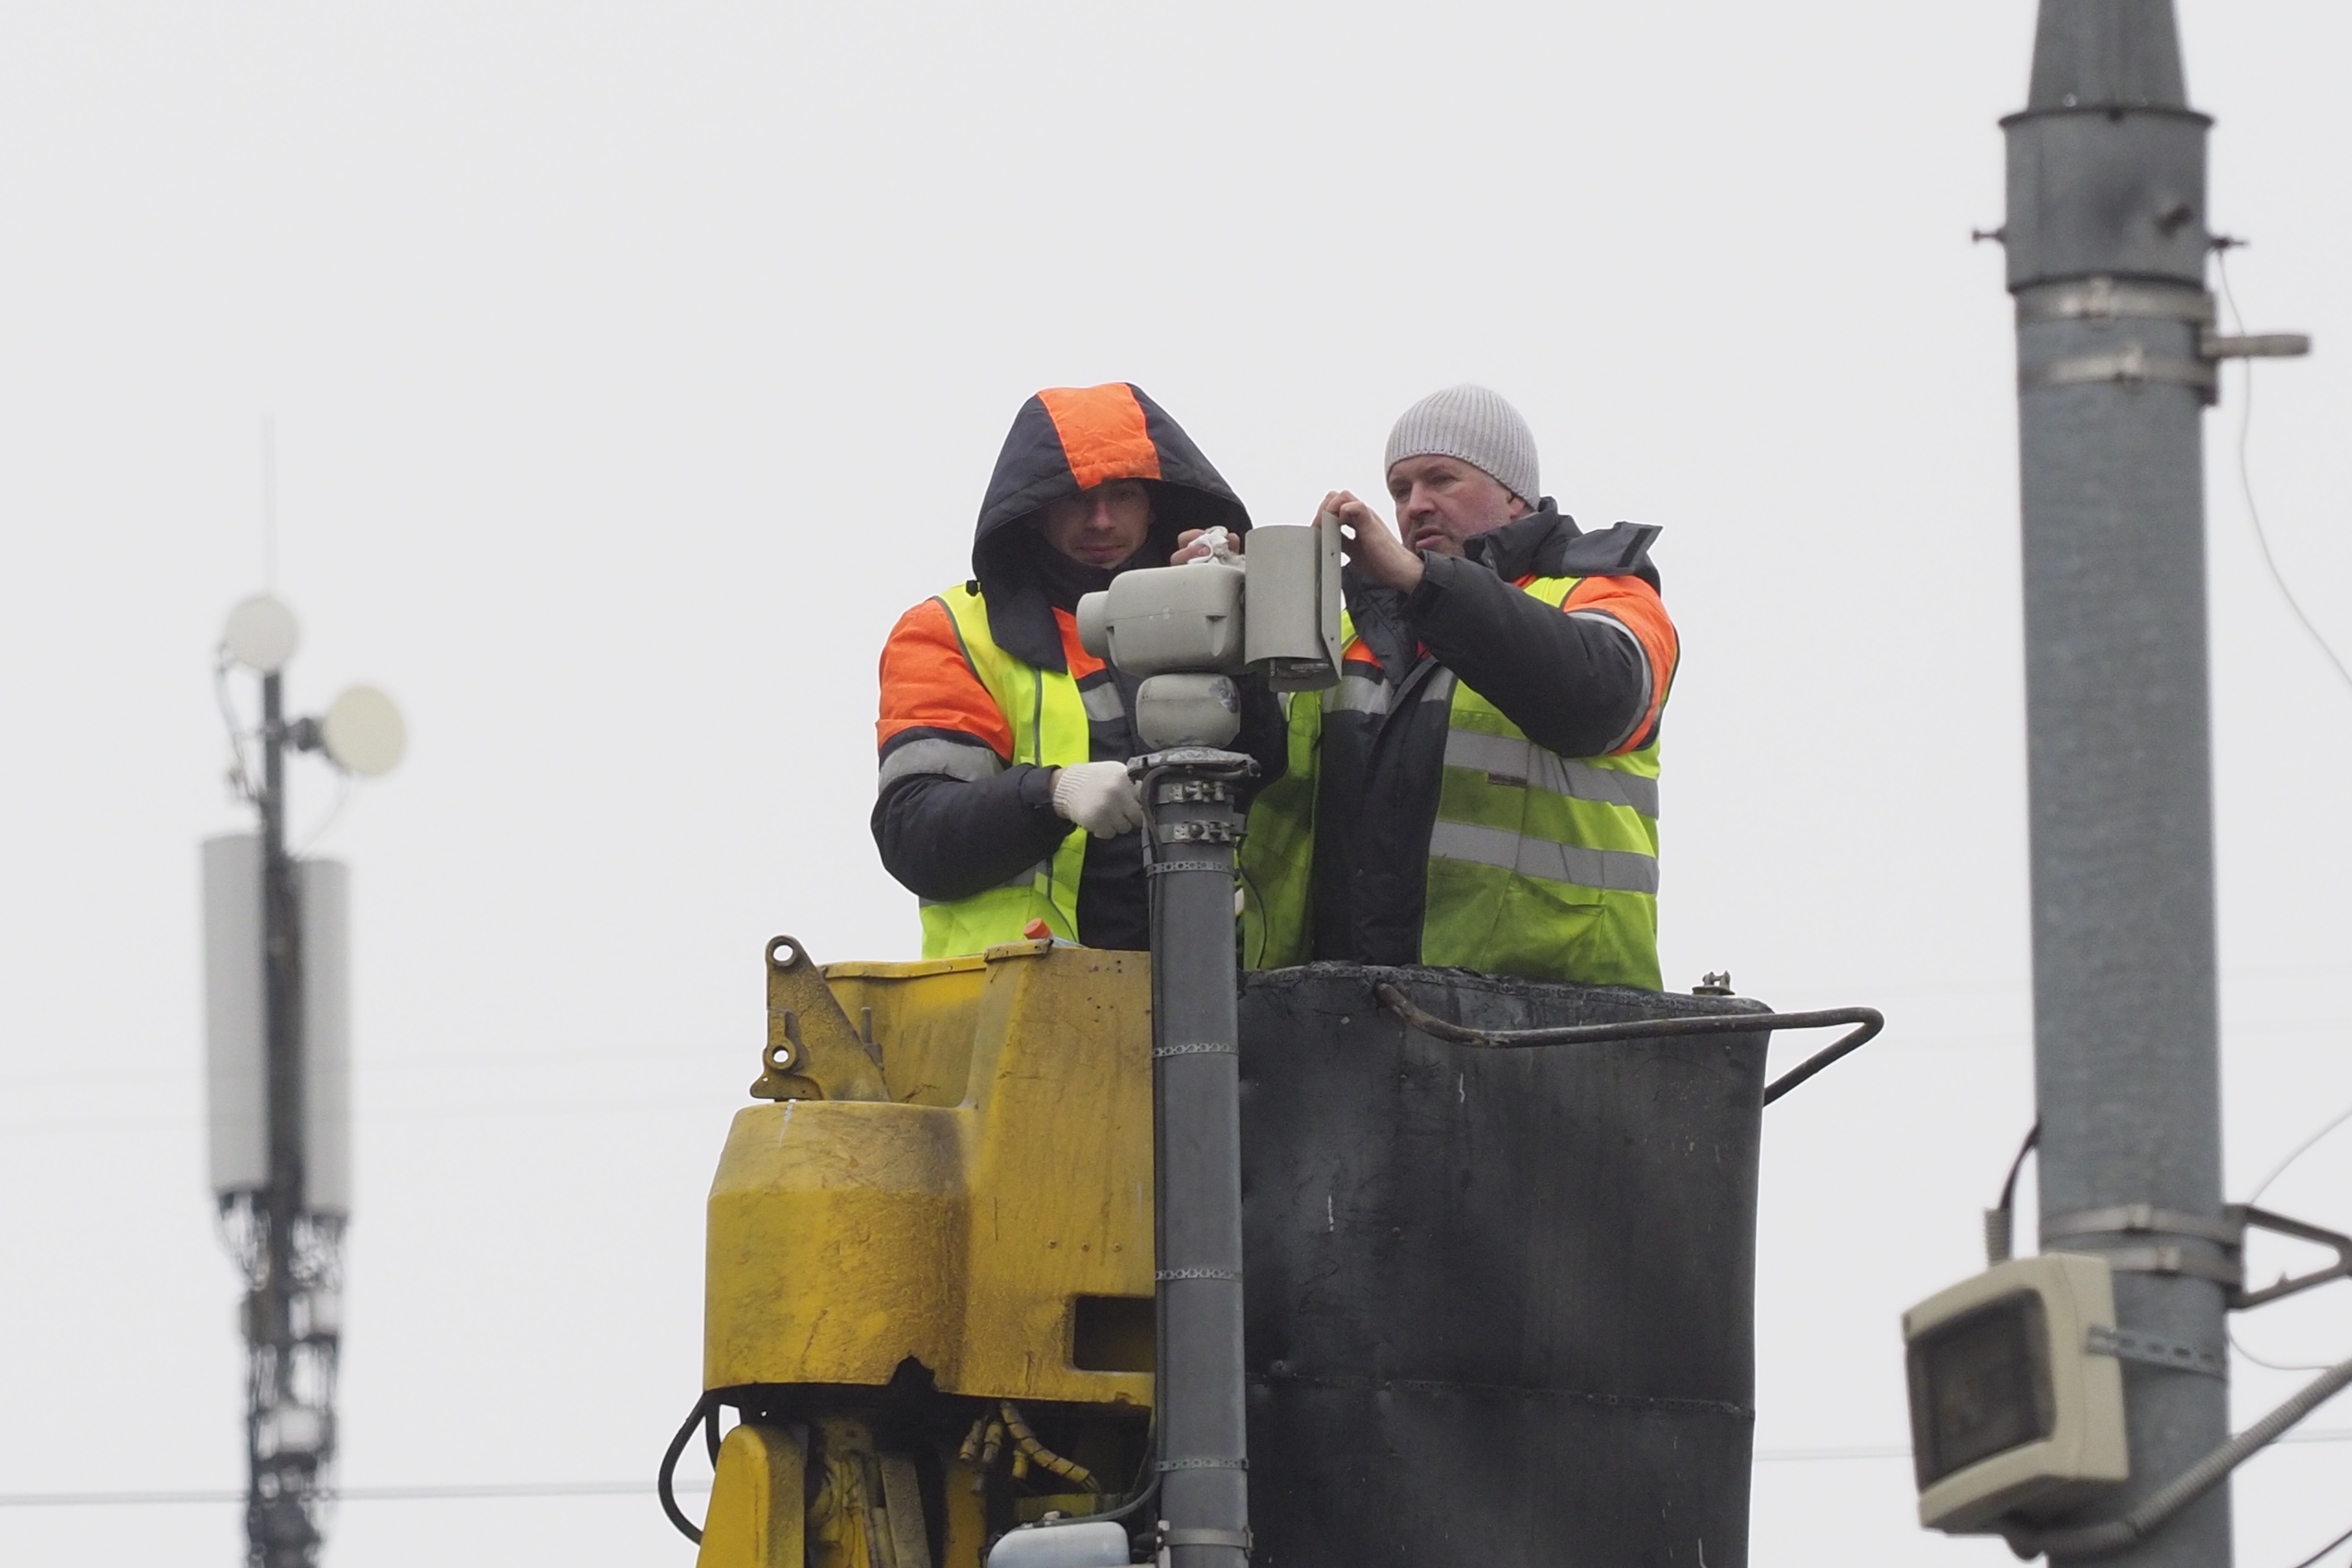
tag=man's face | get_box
[1386,455,1528,557]
[1034,480,1153,568]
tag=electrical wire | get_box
[2235,1336,2340,1376]
[17,1430,2352,1509]
[2285,1519,2352,1568]
[2208,250,2352,1380]
[212,651,257,804]
[657,1390,718,1544]
[293,768,353,856]
[2250,1098,2352,1206]
[0,1479,713,1508]
[2004,1356,2352,1560]
[997,1401,1099,1492]
[1983,1120,2040,1263]
[2229,1095,2352,1372]
[2215,249,2352,701]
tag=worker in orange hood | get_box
[872,383,1289,957]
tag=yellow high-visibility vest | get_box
[909,584,1091,959]
[1241,576,1661,988]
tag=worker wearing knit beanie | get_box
[1387,383,1541,505]
[1339,383,1542,586]
[1237,384,1681,990]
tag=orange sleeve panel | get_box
[1563,574,1679,754]
[1054,608,1106,680]
[877,597,1014,758]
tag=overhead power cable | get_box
[2215,249,2352,701]
[2201,260,2352,1384]
[0,1478,711,1509]
[2286,1520,2352,1568]
[2250,1096,2352,1206]
[14,1429,2352,1509]
[2231,1091,2352,1373]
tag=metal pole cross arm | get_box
[2228,1205,2352,1310]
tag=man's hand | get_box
[1324,490,1424,593]
[1171,527,1244,565]
[1049,762,1147,838]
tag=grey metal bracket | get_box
[2086,1323,2227,1379]
[1154,778,1237,805]
[2045,1204,2245,1289]
[2016,276,2213,326]
[2043,1202,2352,1310]
[2010,277,2308,408]
[2019,341,2217,396]
[2097,1245,2244,1290]
[2045,1203,2239,1245]
[1158,819,1241,845]
[2200,329,2313,361]
[1127,745,1258,777]
[1161,1529,1253,1551]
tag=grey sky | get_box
[3,3,2349,1563]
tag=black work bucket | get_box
[1238,964,1769,1568]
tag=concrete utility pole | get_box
[2002,3,2246,1562]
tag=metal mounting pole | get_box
[1141,747,1256,1568]
[2004,4,2229,1563]
[250,671,322,1568]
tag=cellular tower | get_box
[204,593,404,1567]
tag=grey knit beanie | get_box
[1383,384,1539,503]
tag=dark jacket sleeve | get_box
[872,761,1070,902]
[1404,553,1651,759]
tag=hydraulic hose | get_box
[1372,984,1883,1105]
[999,1401,1100,1492]
[1022,1407,1162,1532]
[658,1390,719,1545]
[2001,1356,2352,1560]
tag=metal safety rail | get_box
[1373,985,1884,1106]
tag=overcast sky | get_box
[5,4,2351,1565]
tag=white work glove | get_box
[1051,761,1147,838]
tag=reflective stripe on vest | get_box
[1423,576,1660,985]
[906,585,1091,959]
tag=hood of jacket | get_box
[972,382,1251,671]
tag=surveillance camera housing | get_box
[1074,513,1343,691]
[1903,1252,2129,1533]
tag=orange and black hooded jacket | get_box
[872,383,1288,950]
